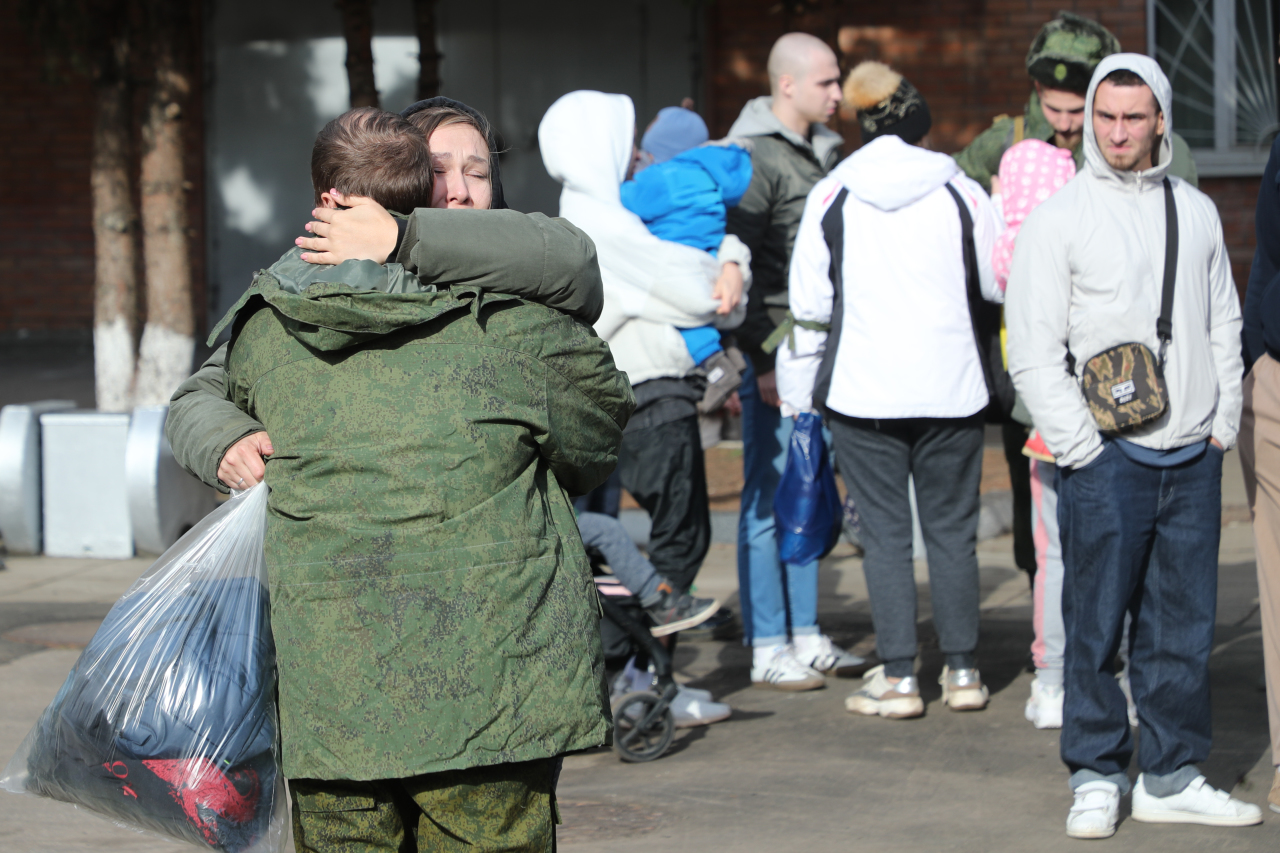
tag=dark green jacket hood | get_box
[211,248,517,353]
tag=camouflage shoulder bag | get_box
[1076,178,1177,435]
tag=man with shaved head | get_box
[726,32,861,690]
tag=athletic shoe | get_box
[1269,769,1280,814]
[670,685,731,728]
[645,590,721,637]
[792,633,866,677]
[940,666,989,711]
[609,657,654,702]
[1131,774,1262,826]
[844,665,924,718]
[1022,430,1055,463]
[679,606,738,641]
[1066,781,1120,839]
[751,645,825,691]
[1025,677,1064,729]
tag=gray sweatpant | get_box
[829,413,984,678]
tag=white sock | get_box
[753,643,788,668]
[791,633,823,657]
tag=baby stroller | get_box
[594,575,678,763]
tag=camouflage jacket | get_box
[213,249,633,781]
[953,90,1200,192]
[167,210,606,492]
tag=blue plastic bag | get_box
[774,413,842,565]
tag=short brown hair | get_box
[311,108,433,213]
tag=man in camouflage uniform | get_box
[173,109,634,852]
[954,12,1199,192]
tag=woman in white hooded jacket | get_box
[538,90,748,622]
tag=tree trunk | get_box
[413,0,441,101]
[134,0,194,407]
[336,0,378,108]
[91,36,139,412]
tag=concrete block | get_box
[41,411,133,559]
[126,406,216,555]
[0,400,75,553]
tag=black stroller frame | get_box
[598,593,679,762]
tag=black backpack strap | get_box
[810,187,849,411]
[1157,177,1178,365]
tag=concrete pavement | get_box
[0,455,1275,851]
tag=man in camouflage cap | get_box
[954,12,1198,190]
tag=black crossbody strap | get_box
[944,183,985,373]
[1157,177,1178,366]
[809,186,850,411]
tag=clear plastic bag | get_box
[1,483,285,853]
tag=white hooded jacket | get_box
[777,134,1003,418]
[1005,54,1242,469]
[538,91,749,385]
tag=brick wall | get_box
[0,0,206,340]
[706,0,1262,296]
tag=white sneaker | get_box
[845,665,925,718]
[792,633,866,676]
[1066,781,1120,839]
[670,685,731,728]
[751,645,825,691]
[1025,677,1064,729]
[939,665,989,711]
[1131,774,1263,826]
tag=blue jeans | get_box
[737,361,819,647]
[1057,441,1222,793]
[576,511,664,607]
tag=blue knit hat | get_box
[641,107,709,163]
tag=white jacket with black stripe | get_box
[776,133,1003,419]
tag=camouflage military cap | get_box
[1026,12,1121,93]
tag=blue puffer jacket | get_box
[621,144,753,252]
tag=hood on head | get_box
[539,91,635,205]
[1083,53,1173,183]
[832,134,959,211]
[400,96,508,210]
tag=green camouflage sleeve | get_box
[535,315,636,497]
[953,118,1013,193]
[166,341,266,492]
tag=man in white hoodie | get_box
[777,62,1004,718]
[1006,55,1260,837]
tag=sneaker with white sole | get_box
[1066,781,1120,839]
[792,633,866,677]
[1131,774,1263,827]
[940,665,989,711]
[845,665,924,718]
[670,685,731,728]
[751,645,825,691]
[1025,677,1064,729]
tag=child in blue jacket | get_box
[622,106,753,413]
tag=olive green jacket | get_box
[167,210,606,491]
[953,91,1199,192]
[211,244,632,781]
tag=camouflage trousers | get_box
[290,758,559,853]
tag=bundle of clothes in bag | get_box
[1,484,283,853]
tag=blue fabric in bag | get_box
[774,413,842,565]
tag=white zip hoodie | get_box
[1005,54,1242,469]
[777,134,1003,418]
[538,91,749,385]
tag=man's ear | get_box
[319,191,341,209]
[777,73,795,101]
[1155,109,1167,137]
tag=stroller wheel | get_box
[611,690,675,763]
